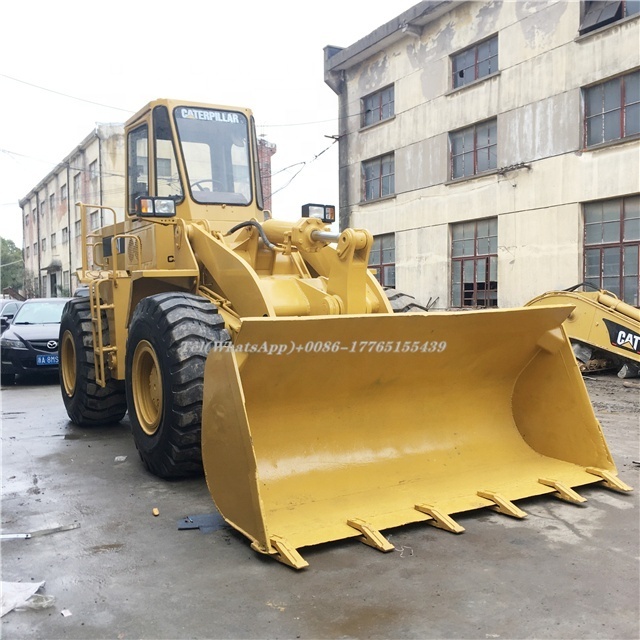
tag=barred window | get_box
[452,36,498,89]
[362,86,395,127]
[584,71,640,147]
[451,218,498,308]
[450,119,497,179]
[580,1,640,35]
[363,153,395,201]
[368,234,396,287]
[584,195,640,305]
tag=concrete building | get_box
[324,0,640,309]
[20,122,277,298]
[20,124,125,297]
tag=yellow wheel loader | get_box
[527,284,640,378]
[59,99,632,569]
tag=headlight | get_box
[301,203,336,223]
[135,196,176,217]
[0,338,27,349]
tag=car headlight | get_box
[0,338,27,349]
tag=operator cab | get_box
[126,100,264,222]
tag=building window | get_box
[90,210,99,230]
[584,195,640,305]
[89,160,98,181]
[33,242,38,256]
[41,237,47,253]
[368,234,396,287]
[363,153,395,201]
[25,246,30,259]
[451,218,498,308]
[32,207,36,220]
[362,86,395,127]
[63,270,70,291]
[74,220,81,237]
[450,119,497,179]
[61,184,67,201]
[40,200,46,216]
[157,158,172,181]
[580,1,640,35]
[73,172,81,199]
[62,227,69,244]
[451,35,498,89]
[51,232,56,249]
[49,193,55,212]
[584,71,640,147]
[25,213,29,227]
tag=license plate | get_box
[37,354,59,366]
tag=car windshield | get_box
[13,300,68,324]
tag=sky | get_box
[0,0,416,249]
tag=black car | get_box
[0,298,71,385]
[0,299,23,331]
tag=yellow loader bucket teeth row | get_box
[201,304,631,569]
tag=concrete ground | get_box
[1,372,638,640]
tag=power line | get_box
[271,139,337,196]
[0,73,133,113]
[1,71,361,129]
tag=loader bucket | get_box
[201,305,631,569]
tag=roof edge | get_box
[324,1,458,88]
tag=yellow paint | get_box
[202,305,630,568]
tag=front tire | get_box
[125,293,229,478]
[59,298,127,425]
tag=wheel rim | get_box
[61,330,77,396]
[132,340,163,435]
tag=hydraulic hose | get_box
[224,220,279,251]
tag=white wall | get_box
[338,0,640,308]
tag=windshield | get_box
[13,300,68,324]
[174,107,252,206]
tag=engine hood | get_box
[3,323,60,344]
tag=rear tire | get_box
[384,287,429,313]
[125,293,230,478]
[59,298,127,425]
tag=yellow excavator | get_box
[527,284,640,377]
[59,99,632,569]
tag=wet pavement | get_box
[1,373,639,639]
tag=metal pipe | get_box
[310,230,340,244]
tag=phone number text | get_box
[211,340,447,356]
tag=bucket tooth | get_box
[264,536,309,570]
[347,519,394,552]
[586,467,634,493]
[538,478,587,504]
[414,504,465,533]
[477,491,527,519]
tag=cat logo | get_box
[178,108,240,124]
[603,319,640,355]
